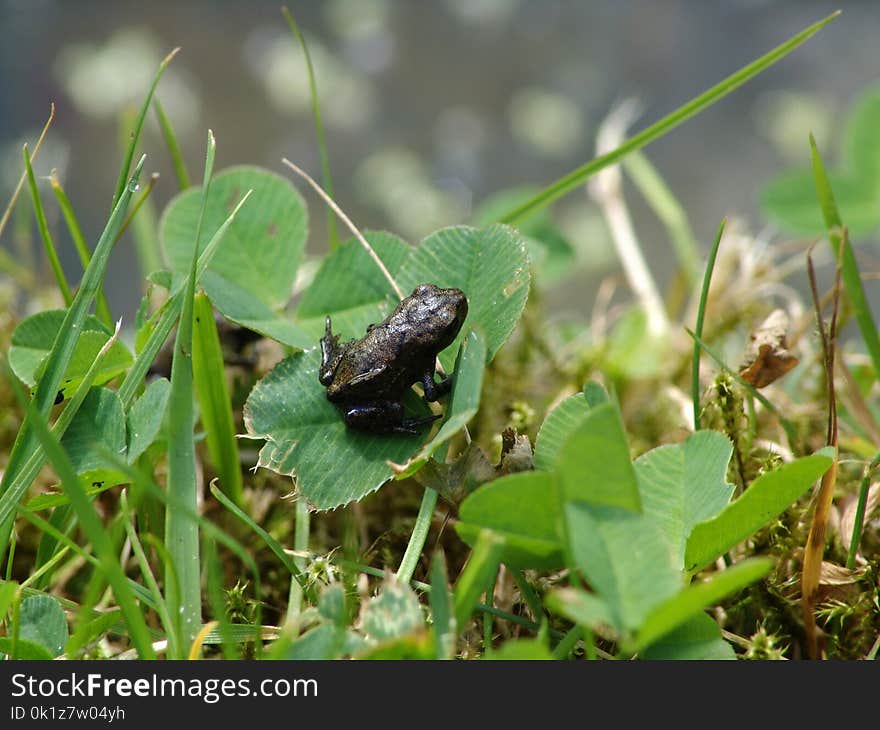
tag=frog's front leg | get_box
[319,316,345,386]
[421,368,453,402]
[343,400,440,435]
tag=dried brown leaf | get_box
[739,309,799,388]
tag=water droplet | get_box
[128,181,140,193]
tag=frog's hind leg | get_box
[421,368,453,402]
[343,401,440,435]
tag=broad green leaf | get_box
[60,387,127,486]
[360,577,424,644]
[25,482,116,512]
[126,377,170,463]
[685,448,835,572]
[399,330,486,477]
[564,502,681,632]
[634,430,734,568]
[485,637,555,660]
[159,165,311,347]
[17,594,69,658]
[472,187,575,284]
[396,224,530,371]
[533,391,591,471]
[546,587,619,636]
[284,623,347,660]
[296,231,411,340]
[456,471,563,570]
[9,310,132,400]
[243,349,432,509]
[0,638,53,660]
[429,552,455,660]
[640,612,735,660]
[557,402,641,512]
[631,558,772,653]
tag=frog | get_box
[319,283,469,434]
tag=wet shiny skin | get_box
[319,283,468,434]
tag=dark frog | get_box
[319,283,468,434]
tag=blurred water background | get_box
[1,0,876,320]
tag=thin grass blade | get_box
[23,144,72,305]
[281,6,337,249]
[2,363,155,658]
[154,97,192,190]
[49,174,113,326]
[165,130,215,654]
[499,12,840,224]
[111,48,178,209]
[192,292,243,505]
[0,157,144,555]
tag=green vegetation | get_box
[2,10,878,661]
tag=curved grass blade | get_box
[0,103,54,240]
[111,48,179,209]
[209,482,307,590]
[2,363,155,659]
[23,145,72,305]
[499,12,840,224]
[0,158,144,556]
[692,219,726,430]
[49,174,113,326]
[281,6,337,250]
[0,322,123,533]
[154,97,191,190]
[120,490,179,660]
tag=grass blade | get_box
[165,130,215,654]
[499,11,840,224]
[192,292,243,505]
[0,103,54,240]
[120,490,179,659]
[154,97,192,190]
[117,188,252,410]
[0,157,145,556]
[49,173,113,327]
[692,219,726,430]
[2,363,155,658]
[623,150,700,285]
[281,6,337,249]
[111,48,179,209]
[809,135,880,379]
[396,488,438,584]
[453,529,505,630]
[209,482,306,588]
[23,145,72,305]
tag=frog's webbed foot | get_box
[319,316,343,385]
[342,401,441,435]
[421,370,453,402]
